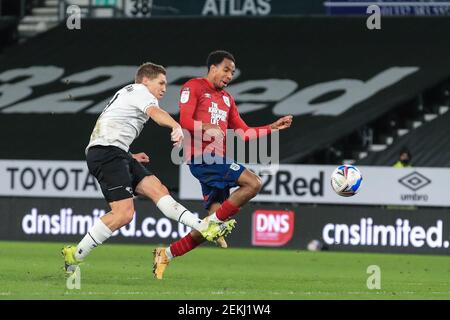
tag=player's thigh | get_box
[87,148,135,202]
[135,175,169,202]
[130,158,153,190]
[236,168,262,189]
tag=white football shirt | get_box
[86,83,159,153]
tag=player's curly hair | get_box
[206,50,235,71]
[135,62,166,83]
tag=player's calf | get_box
[137,176,210,233]
[154,219,236,279]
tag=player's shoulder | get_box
[130,83,157,99]
[116,83,144,95]
[131,83,148,93]
[182,77,205,89]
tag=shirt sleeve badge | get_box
[180,88,190,103]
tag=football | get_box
[331,165,363,197]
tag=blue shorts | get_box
[188,156,246,209]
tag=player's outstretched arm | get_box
[229,97,292,140]
[147,106,179,128]
[269,115,293,130]
[146,106,184,146]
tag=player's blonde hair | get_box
[135,62,166,83]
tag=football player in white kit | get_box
[62,63,236,274]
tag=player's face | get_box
[211,58,235,89]
[143,73,167,100]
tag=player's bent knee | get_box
[157,183,169,196]
[138,176,169,201]
[148,183,169,202]
[249,175,262,195]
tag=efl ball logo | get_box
[331,165,363,197]
[252,210,294,246]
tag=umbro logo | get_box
[398,171,431,191]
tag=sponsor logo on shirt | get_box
[208,102,227,125]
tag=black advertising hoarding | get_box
[0,197,203,244]
[147,0,324,16]
[0,197,249,246]
[325,0,450,16]
[1,17,450,189]
[0,197,449,255]
[294,205,450,255]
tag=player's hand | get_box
[270,115,293,130]
[171,126,184,147]
[132,152,150,163]
[202,123,225,140]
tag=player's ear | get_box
[141,76,149,85]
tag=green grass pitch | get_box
[0,241,449,299]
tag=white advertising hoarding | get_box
[180,164,450,207]
[0,160,102,198]
[1,159,449,207]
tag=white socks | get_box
[165,247,173,261]
[156,195,206,231]
[73,196,203,262]
[75,218,113,261]
[208,213,222,223]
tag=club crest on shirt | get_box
[204,93,211,99]
[180,88,190,103]
[223,96,230,107]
